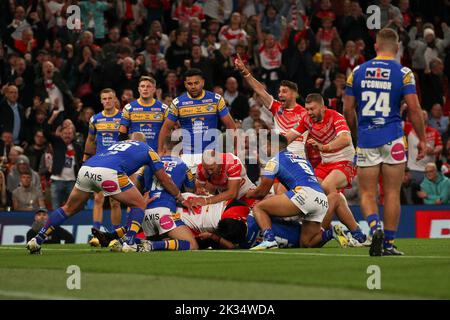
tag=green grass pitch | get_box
[1,239,449,300]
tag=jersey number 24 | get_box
[361,91,391,117]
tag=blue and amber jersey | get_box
[120,98,167,150]
[345,56,417,148]
[85,140,164,176]
[263,150,323,193]
[165,90,230,154]
[88,110,122,154]
[139,156,194,212]
[240,214,301,249]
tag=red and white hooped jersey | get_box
[269,99,308,156]
[218,26,248,50]
[292,108,355,163]
[177,193,249,235]
[259,43,282,70]
[196,153,255,199]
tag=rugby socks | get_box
[262,228,275,242]
[114,226,127,239]
[112,224,120,231]
[321,228,333,242]
[36,208,68,245]
[384,230,396,249]
[93,221,102,230]
[367,214,381,236]
[125,208,144,245]
[350,227,367,243]
[151,240,191,251]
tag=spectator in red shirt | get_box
[173,0,205,28]
[339,40,365,77]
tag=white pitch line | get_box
[1,246,450,260]
[0,246,94,252]
[192,249,450,260]
[0,289,80,300]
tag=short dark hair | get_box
[217,218,247,244]
[305,93,324,105]
[279,80,298,93]
[184,68,203,80]
[138,76,156,86]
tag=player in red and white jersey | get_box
[190,150,256,207]
[218,13,248,52]
[286,93,355,193]
[177,193,249,238]
[286,94,368,246]
[234,54,308,158]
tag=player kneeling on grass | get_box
[26,132,190,254]
[245,133,329,250]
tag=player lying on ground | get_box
[285,93,368,248]
[93,192,250,251]
[26,132,191,254]
[189,149,257,208]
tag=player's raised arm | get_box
[234,54,273,108]
[404,93,426,160]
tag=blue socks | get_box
[384,230,396,249]
[321,228,333,242]
[125,208,145,245]
[151,240,191,251]
[350,227,367,243]
[93,221,102,230]
[263,228,275,242]
[367,214,381,236]
[36,208,68,245]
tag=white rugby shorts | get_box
[357,137,407,167]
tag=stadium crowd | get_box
[1,0,450,214]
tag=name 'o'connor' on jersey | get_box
[345,57,417,148]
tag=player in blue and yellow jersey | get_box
[83,88,122,243]
[119,76,166,150]
[158,68,236,173]
[246,134,329,250]
[137,136,199,251]
[26,133,190,254]
[343,28,426,256]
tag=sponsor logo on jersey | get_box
[365,68,391,80]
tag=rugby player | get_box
[26,133,190,254]
[119,76,166,150]
[83,88,122,244]
[234,54,308,157]
[285,93,368,247]
[157,68,236,173]
[189,150,256,208]
[246,134,329,249]
[343,28,426,256]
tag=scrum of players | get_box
[27,28,426,257]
